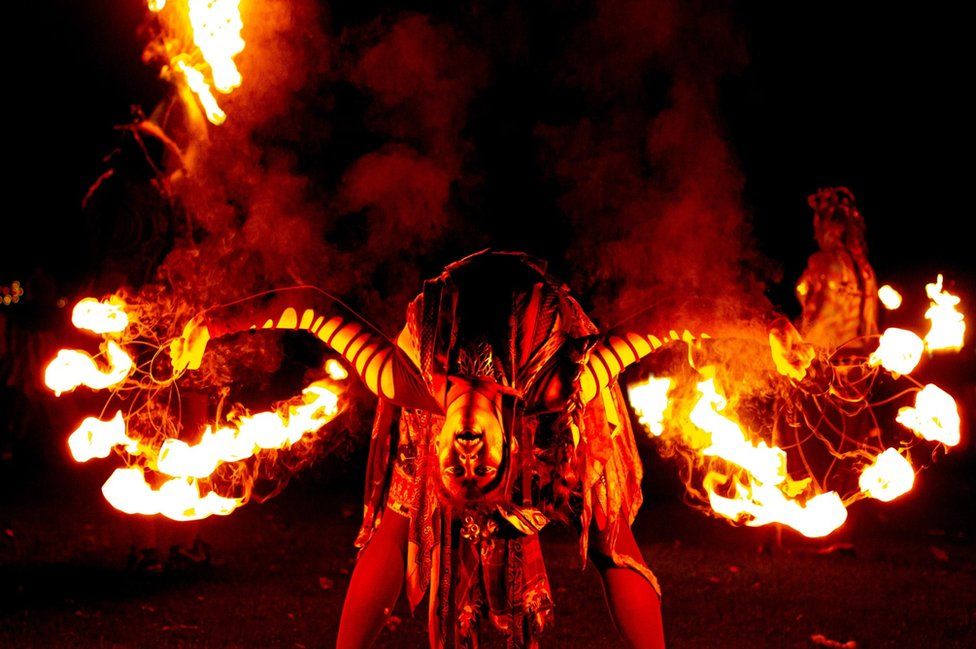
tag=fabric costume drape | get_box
[354,251,658,648]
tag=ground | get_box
[2,443,974,649]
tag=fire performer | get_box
[172,250,666,648]
[795,187,879,350]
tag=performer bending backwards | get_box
[173,250,667,648]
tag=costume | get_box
[354,251,657,647]
[796,187,879,349]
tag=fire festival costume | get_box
[177,251,667,647]
[175,250,669,648]
[355,251,657,647]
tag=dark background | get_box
[3,1,974,647]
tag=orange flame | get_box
[627,376,672,436]
[858,448,914,502]
[148,0,246,125]
[187,0,245,93]
[877,284,903,310]
[47,295,347,520]
[71,297,129,334]
[896,384,961,447]
[691,377,787,485]
[102,467,241,521]
[924,274,966,352]
[176,60,227,125]
[706,477,848,539]
[325,358,349,381]
[156,381,339,479]
[43,341,134,396]
[868,328,924,375]
[629,371,849,538]
[67,411,140,462]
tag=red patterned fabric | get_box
[355,251,656,647]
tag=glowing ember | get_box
[44,341,134,396]
[627,376,672,436]
[859,448,915,502]
[896,384,961,447]
[67,411,139,462]
[691,378,786,485]
[877,284,903,310]
[71,297,129,334]
[924,274,966,352]
[156,381,340,479]
[706,475,848,538]
[102,467,241,521]
[868,328,924,375]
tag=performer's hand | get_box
[170,315,210,372]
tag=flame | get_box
[631,372,848,538]
[325,358,349,381]
[47,294,347,520]
[67,411,140,462]
[691,378,787,484]
[868,328,924,375]
[187,0,245,93]
[176,60,227,125]
[71,297,129,334]
[878,285,903,310]
[148,0,246,125]
[627,376,672,436]
[101,467,241,521]
[924,274,966,352]
[707,477,848,539]
[858,448,914,502]
[44,341,134,396]
[896,384,961,447]
[156,381,339,479]
[768,317,815,381]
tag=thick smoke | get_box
[152,7,490,333]
[538,0,771,337]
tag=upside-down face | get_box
[435,378,508,504]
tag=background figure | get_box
[795,187,879,350]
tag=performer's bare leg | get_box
[336,510,409,649]
[591,519,666,649]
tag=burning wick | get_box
[877,285,903,310]
[71,297,129,334]
[896,384,961,447]
[924,274,965,352]
[868,328,924,375]
[859,448,915,502]
[627,376,672,436]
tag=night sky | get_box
[8,1,972,290]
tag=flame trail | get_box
[45,295,347,520]
[858,448,914,502]
[924,274,966,352]
[868,328,924,376]
[896,384,961,447]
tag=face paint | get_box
[435,378,507,503]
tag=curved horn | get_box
[173,287,441,413]
[578,330,699,403]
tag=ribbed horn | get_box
[578,329,702,403]
[174,287,441,413]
